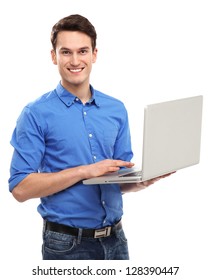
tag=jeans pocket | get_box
[43,230,77,254]
[117,228,128,244]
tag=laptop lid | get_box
[141,95,203,181]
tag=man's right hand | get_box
[82,159,134,179]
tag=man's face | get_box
[51,31,97,91]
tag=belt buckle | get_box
[94,226,111,238]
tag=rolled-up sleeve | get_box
[8,106,45,191]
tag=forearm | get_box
[12,166,85,202]
[12,159,134,202]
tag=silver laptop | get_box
[83,95,203,185]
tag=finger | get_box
[143,178,157,186]
[107,166,120,172]
[114,160,134,167]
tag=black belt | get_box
[45,220,122,238]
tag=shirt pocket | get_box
[103,129,118,157]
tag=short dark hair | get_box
[51,14,97,51]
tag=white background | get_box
[0,0,209,279]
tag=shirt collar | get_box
[89,85,100,107]
[55,82,100,107]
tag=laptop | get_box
[83,95,203,185]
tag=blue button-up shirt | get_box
[9,83,133,229]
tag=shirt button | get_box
[103,219,106,224]
[84,111,87,115]
[75,98,79,101]
[102,201,105,205]
[93,156,97,160]
[89,133,93,138]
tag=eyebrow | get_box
[60,46,90,51]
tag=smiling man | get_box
[9,14,168,260]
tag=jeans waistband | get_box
[44,220,122,238]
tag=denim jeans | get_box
[42,227,129,260]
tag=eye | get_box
[80,49,88,55]
[61,50,71,55]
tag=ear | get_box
[51,49,57,65]
[92,48,98,63]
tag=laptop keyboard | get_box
[120,171,142,177]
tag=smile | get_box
[68,68,84,73]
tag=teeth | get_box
[70,68,82,73]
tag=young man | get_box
[9,14,169,260]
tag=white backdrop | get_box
[1,0,209,279]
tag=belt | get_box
[45,220,122,238]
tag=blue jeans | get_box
[42,227,129,260]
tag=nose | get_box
[70,53,80,66]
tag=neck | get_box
[61,81,92,104]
